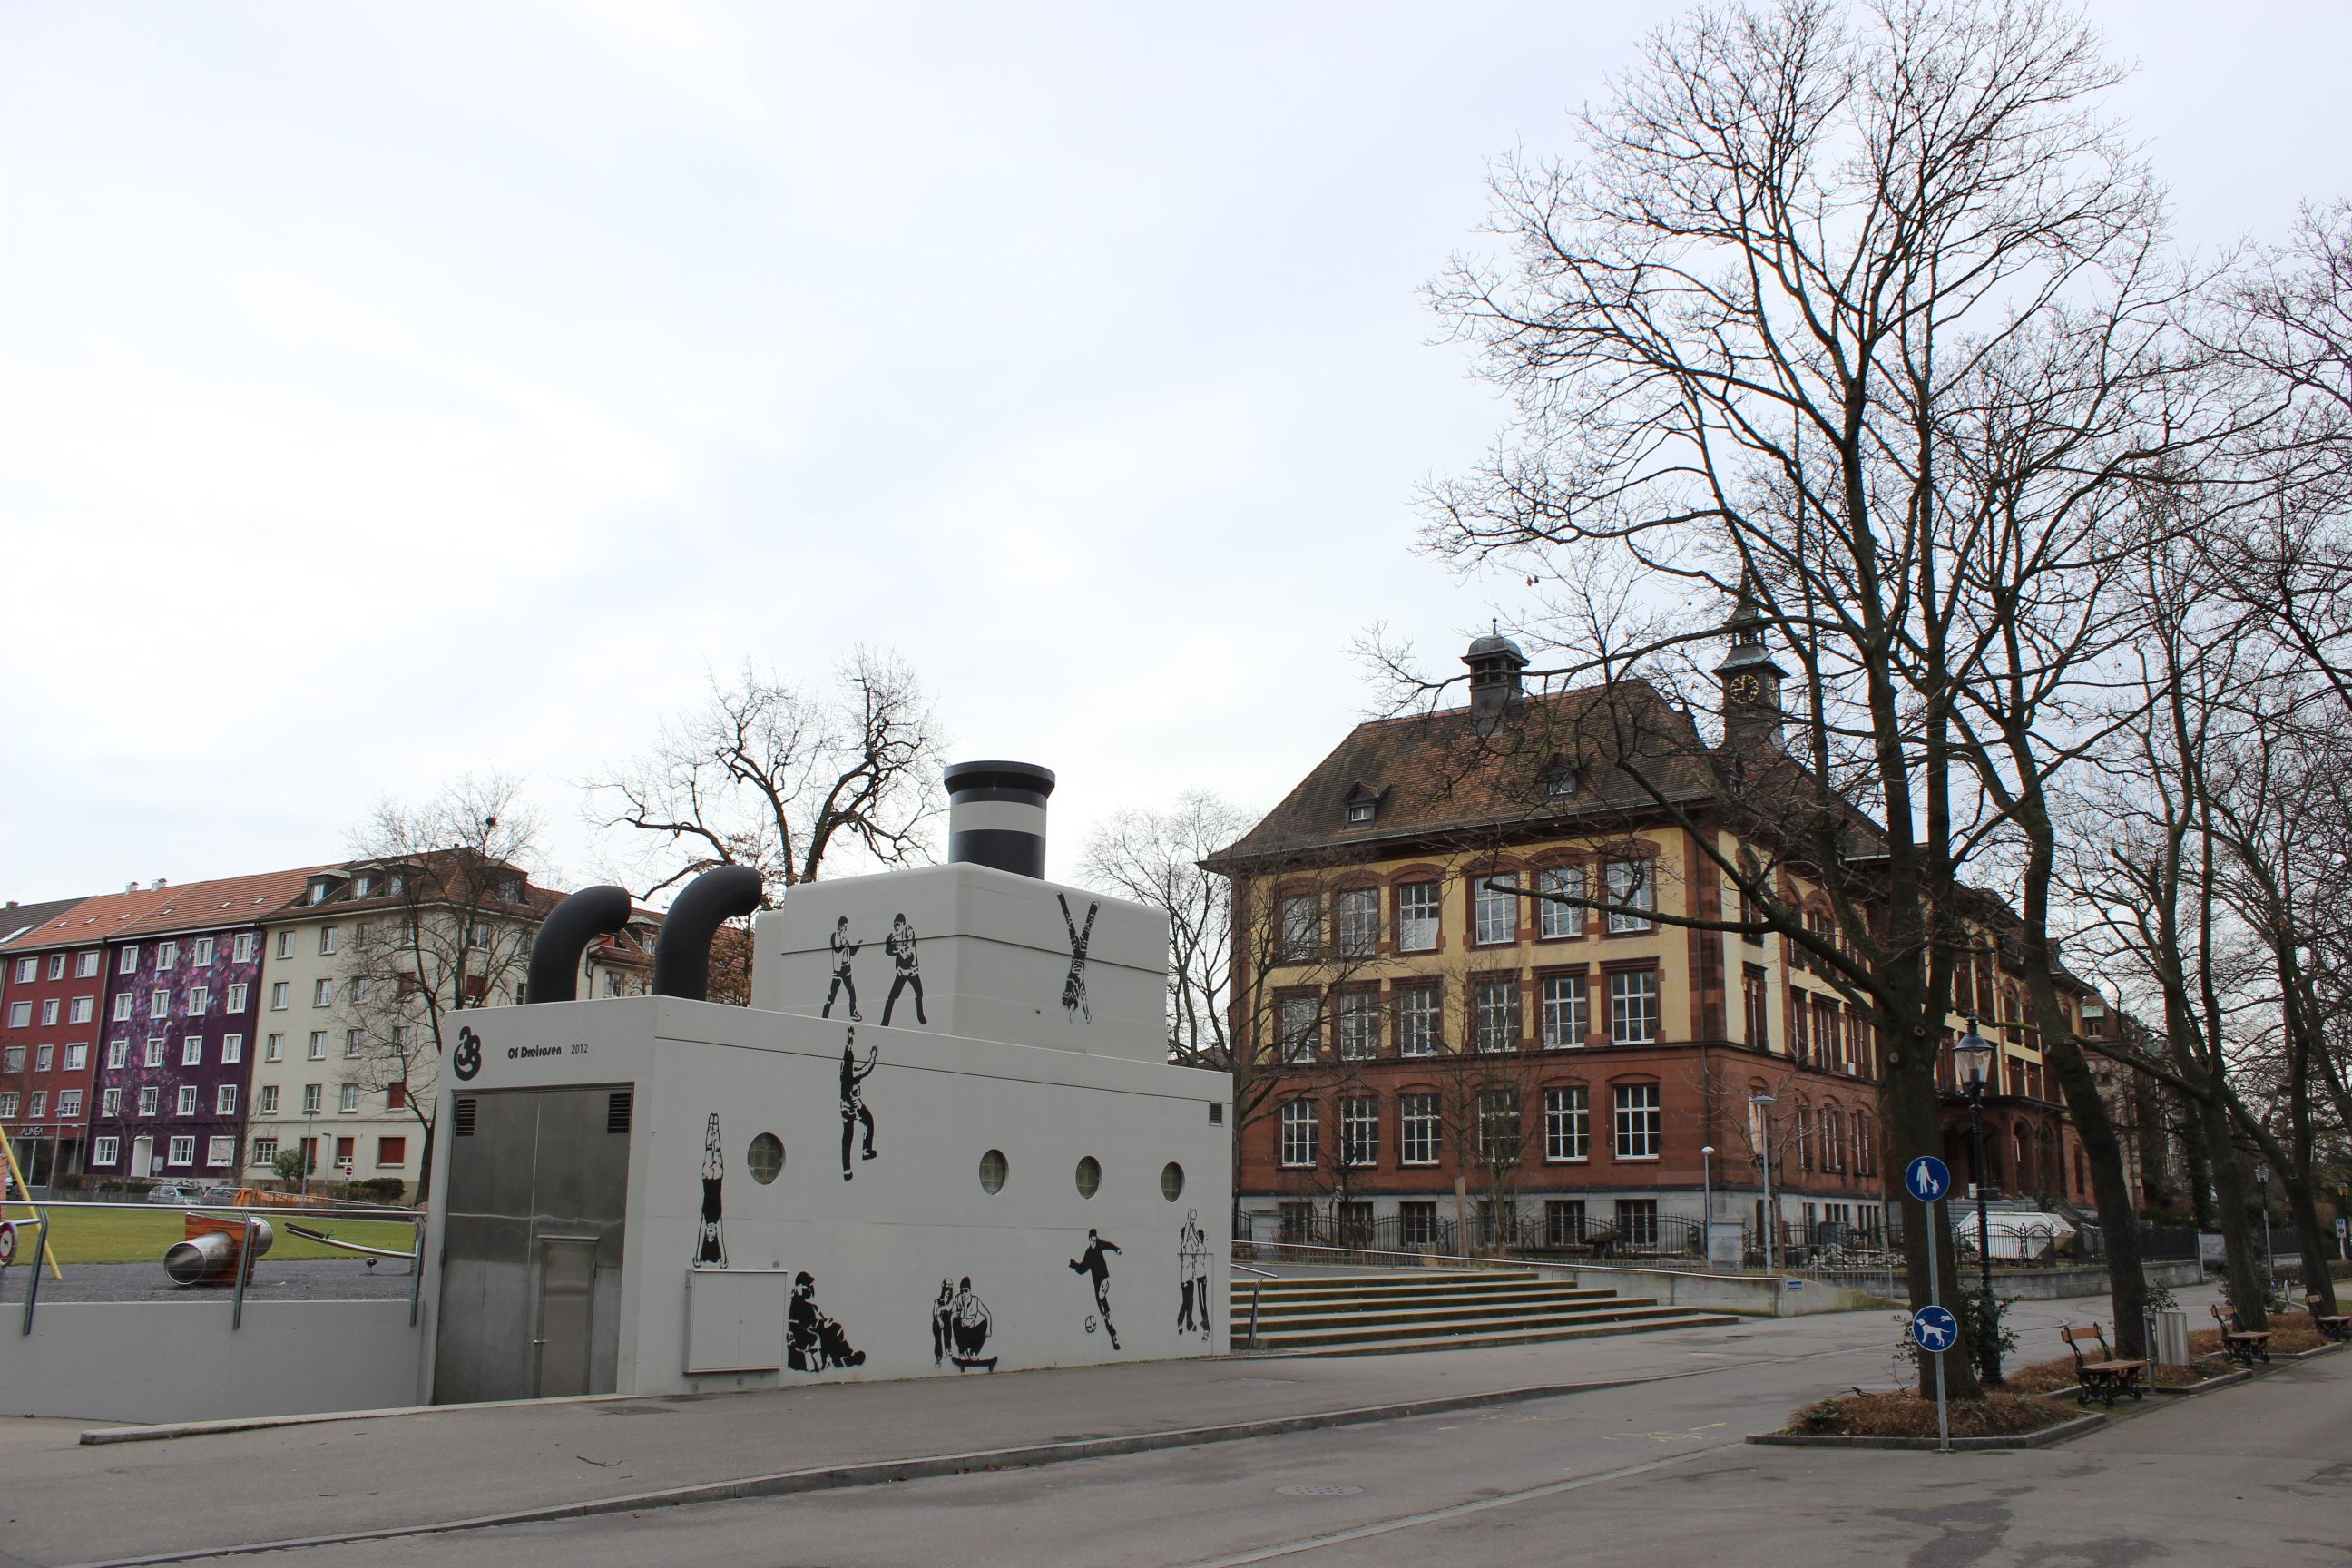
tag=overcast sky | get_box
[3,2,2345,899]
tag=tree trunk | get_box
[2197,1099,2269,1329]
[1887,1020,1983,1401]
[2043,1030,2150,1358]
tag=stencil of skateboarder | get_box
[821,916,862,1021]
[1058,893,1099,1022]
[838,1026,877,1180]
[1069,1229,1122,1350]
[880,913,926,1026]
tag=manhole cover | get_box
[1277,1484,1365,1497]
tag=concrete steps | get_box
[1229,1267,1740,1356]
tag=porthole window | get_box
[746,1133,785,1185]
[978,1149,1009,1194]
[1161,1161,1184,1201]
[1075,1155,1102,1199]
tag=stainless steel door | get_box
[534,1237,599,1397]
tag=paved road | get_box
[4,1279,2339,1568]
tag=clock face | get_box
[1730,673,1762,703]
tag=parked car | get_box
[145,1181,203,1206]
[196,1184,239,1205]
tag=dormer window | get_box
[1342,782,1380,828]
[351,875,375,898]
[306,875,345,906]
[1541,758,1579,803]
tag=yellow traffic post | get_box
[0,1125,64,1280]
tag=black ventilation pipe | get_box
[652,865,764,1002]
[525,885,633,1004]
[944,759,1056,878]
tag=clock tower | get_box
[1714,578,1787,748]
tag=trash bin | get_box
[2153,1308,2190,1367]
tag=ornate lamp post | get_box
[1749,1094,1776,1272]
[1953,1019,2002,1384]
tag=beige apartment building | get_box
[248,858,654,1196]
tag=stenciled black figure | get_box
[694,1112,726,1266]
[932,1276,996,1371]
[880,912,926,1026]
[1179,1211,1211,1336]
[821,916,863,1021]
[1069,1229,1122,1350]
[1059,893,1100,1023]
[787,1271,864,1372]
[838,1025,878,1180]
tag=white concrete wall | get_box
[751,864,1171,1064]
[0,1299,422,1423]
[421,991,1229,1403]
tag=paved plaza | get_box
[2,1279,2344,1567]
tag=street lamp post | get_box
[2255,1160,2273,1285]
[1701,1144,1715,1264]
[1750,1094,1777,1272]
[1953,1019,2002,1384]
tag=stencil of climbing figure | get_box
[880,913,926,1026]
[821,916,862,1021]
[1058,892,1099,1022]
[1178,1210,1209,1338]
[1069,1229,1122,1350]
[931,1276,997,1371]
[838,1025,877,1180]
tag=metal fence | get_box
[1239,1207,1711,1265]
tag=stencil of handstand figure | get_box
[879,913,926,1026]
[821,916,863,1020]
[1058,893,1100,1022]
[1069,1229,1122,1350]
[787,1271,865,1372]
[929,1276,996,1371]
[838,1026,877,1180]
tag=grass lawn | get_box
[5,1205,417,1266]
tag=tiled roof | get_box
[1208,681,1723,867]
[0,887,179,951]
[0,895,102,950]
[113,867,332,938]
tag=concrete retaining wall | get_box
[1566,1265,1893,1317]
[1981,1259,2202,1299]
[0,1299,423,1424]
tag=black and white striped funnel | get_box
[943,760,1056,878]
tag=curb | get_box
[80,1389,648,1446]
[1746,1412,2105,1452]
[60,1377,1644,1568]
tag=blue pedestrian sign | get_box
[1911,1304,1958,1355]
[1904,1155,1952,1203]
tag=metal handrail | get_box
[1232,1239,1554,1272]
[1233,1262,1275,1350]
[5,1198,425,1335]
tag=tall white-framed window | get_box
[1334,887,1379,956]
[265,1033,285,1062]
[26,1091,45,1117]
[103,1087,122,1118]
[308,1031,327,1060]
[34,1044,52,1072]
[217,1083,239,1115]
[1612,1082,1661,1159]
[0,1044,19,1072]
[319,926,339,956]
[10,956,31,984]
[76,949,99,977]
[260,1085,281,1113]
[1279,1099,1319,1169]
[93,1135,120,1166]
[250,1136,279,1166]
[192,936,214,965]
[1539,974,1589,1048]
[1607,969,1660,1044]
[1396,880,1440,952]
[0,1093,16,1118]
[206,1135,235,1167]
[1543,1085,1591,1161]
[1278,895,1320,961]
[187,985,210,1015]
[119,944,139,973]
[344,1029,364,1058]
[149,990,170,1019]
[1472,975,1520,1052]
[113,994,133,1022]
[312,978,334,1007]
[1340,1095,1378,1168]
[1604,859,1656,932]
[1537,865,1586,938]
[4,1002,27,1028]
[1335,991,1381,1060]
[58,1088,83,1118]
[40,997,59,1025]
[226,983,248,1012]
[47,953,66,981]
[1394,985,1441,1057]
[64,1042,87,1071]
[1474,877,1519,945]
[70,995,94,1023]
[157,941,178,970]
[338,1084,362,1112]
[181,1034,203,1066]
[138,1085,161,1116]
[1278,997,1318,1063]
[1475,1088,1524,1164]
[276,931,295,960]
[270,981,289,1010]
[234,933,256,964]
[302,1083,323,1115]
[168,1135,195,1166]
[176,1083,199,1116]
[221,1033,244,1064]
[143,1036,165,1066]
[1399,1093,1440,1165]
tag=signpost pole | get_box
[1906,1155,1954,1455]
[1926,1194,1948,1454]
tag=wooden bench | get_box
[2308,1293,2351,1344]
[2060,1323,2146,1407]
[2211,1303,2272,1367]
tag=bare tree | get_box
[340,775,547,1203]
[588,649,946,904]
[1079,791,1257,1067]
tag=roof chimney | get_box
[943,760,1056,878]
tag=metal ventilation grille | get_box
[1210,1103,1225,1126]
[607,1093,633,1134]
[453,1097,477,1136]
